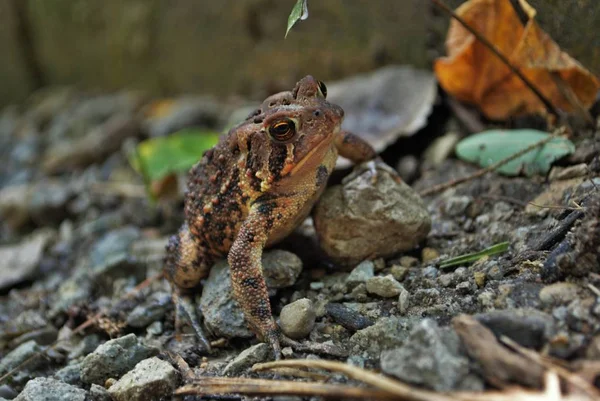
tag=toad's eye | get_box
[268,119,296,142]
[317,80,327,98]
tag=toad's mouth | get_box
[290,125,340,176]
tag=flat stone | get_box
[80,333,158,385]
[107,357,178,401]
[222,343,270,376]
[349,317,416,358]
[14,377,87,401]
[366,275,403,298]
[381,319,473,391]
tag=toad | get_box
[165,75,383,359]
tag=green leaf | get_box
[440,242,510,269]
[129,129,220,181]
[286,0,309,38]
[455,129,575,177]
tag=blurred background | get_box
[1,0,599,106]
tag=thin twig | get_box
[479,195,584,211]
[419,127,567,197]
[254,359,456,401]
[431,0,562,120]
[175,376,399,400]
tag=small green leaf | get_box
[286,0,309,38]
[455,129,575,177]
[129,129,220,181]
[440,242,510,269]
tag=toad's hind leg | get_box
[164,223,212,351]
[228,204,287,360]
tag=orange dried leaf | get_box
[434,0,600,120]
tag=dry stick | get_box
[430,0,562,120]
[176,376,399,400]
[254,359,456,401]
[419,127,567,197]
[501,336,600,399]
[0,272,164,385]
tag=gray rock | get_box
[107,357,178,401]
[14,377,88,401]
[442,195,472,217]
[349,317,415,358]
[346,260,375,289]
[0,310,48,343]
[53,362,82,385]
[89,384,111,401]
[0,229,55,291]
[222,343,270,376]
[279,298,316,340]
[127,292,172,328]
[43,114,140,174]
[380,319,472,391]
[539,283,580,306]
[80,333,158,385]
[199,260,253,339]
[200,250,302,339]
[366,275,403,298]
[0,182,75,230]
[398,287,410,315]
[90,226,140,267]
[0,341,43,376]
[475,309,555,350]
[262,250,303,289]
[314,163,431,266]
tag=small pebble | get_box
[279,298,316,339]
[325,303,374,331]
[421,247,439,263]
[399,256,419,268]
[390,265,409,281]
[366,275,403,298]
[539,282,579,306]
[346,260,375,288]
[310,281,325,290]
[474,272,486,288]
[398,288,410,314]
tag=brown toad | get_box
[164,76,379,359]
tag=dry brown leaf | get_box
[434,0,600,120]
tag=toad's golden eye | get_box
[268,119,296,142]
[317,80,327,98]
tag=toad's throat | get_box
[289,127,339,176]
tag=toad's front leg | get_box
[227,204,283,359]
[335,130,400,183]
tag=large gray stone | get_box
[380,319,473,391]
[14,377,88,401]
[107,357,178,401]
[80,334,158,385]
